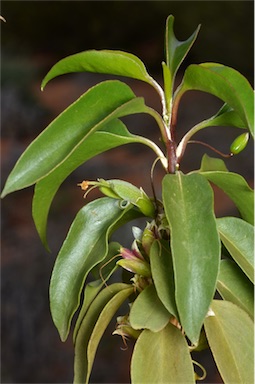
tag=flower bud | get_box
[230,132,249,155]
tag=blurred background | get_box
[1,1,254,383]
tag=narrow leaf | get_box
[73,242,121,343]
[175,63,254,135]
[150,240,178,318]
[50,197,137,341]
[74,283,132,384]
[85,286,133,384]
[217,217,254,282]
[41,49,157,90]
[1,80,146,197]
[131,324,195,383]
[165,15,200,85]
[129,284,171,332]
[163,172,220,344]
[201,171,254,224]
[217,259,254,319]
[204,300,254,383]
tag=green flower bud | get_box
[230,132,249,155]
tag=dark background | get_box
[1,1,254,383]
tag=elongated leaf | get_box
[201,171,254,224]
[50,197,137,341]
[150,240,178,318]
[162,172,220,344]
[74,283,132,384]
[174,63,254,135]
[73,242,121,343]
[131,324,195,383]
[165,15,200,85]
[217,259,254,319]
[85,286,133,384]
[217,217,254,282]
[1,80,148,197]
[129,284,171,332]
[32,119,152,249]
[204,300,254,383]
[41,49,157,90]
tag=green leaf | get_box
[176,104,247,162]
[41,49,157,90]
[150,240,178,318]
[200,171,254,225]
[129,284,171,332]
[85,287,133,384]
[162,172,220,344]
[199,154,229,172]
[217,217,254,282]
[1,80,148,197]
[49,197,138,341]
[131,324,195,383]
[217,259,254,319]
[73,242,121,343]
[165,15,200,87]
[74,283,133,384]
[204,300,254,383]
[32,119,153,249]
[175,63,254,135]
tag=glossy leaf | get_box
[174,63,254,135]
[85,286,133,384]
[1,80,148,197]
[217,259,254,319]
[41,49,157,90]
[176,104,247,162]
[131,323,195,383]
[50,197,138,341]
[150,240,178,318]
[32,119,156,249]
[74,283,133,384]
[129,284,171,332]
[201,171,254,224]
[217,217,254,282]
[73,242,121,343]
[162,172,220,344]
[204,300,254,383]
[165,15,200,87]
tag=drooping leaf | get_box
[73,242,121,343]
[1,80,148,197]
[204,300,254,383]
[32,119,156,249]
[85,286,133,384]
[165,15,200,87]
[50,197,139,341]
[162,172,220,344]
[129,284,171,332]
[217,217,254,282]
[150,240,178,318]
[74,283,133,384]
[201,171,254,224]
[131,324,195,383]
[174,63,254,135]
[217,259,254,319]
[41,49,157,90]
